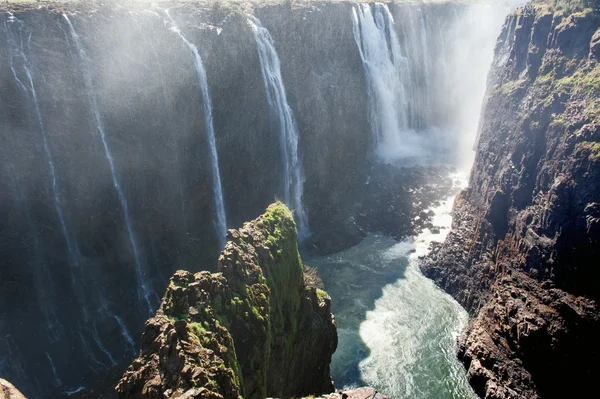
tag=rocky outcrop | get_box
[116,202,337,399]
[422,2,600,398]
[0,380,26,399]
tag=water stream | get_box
[249,17,308,238]
[64,14,155,313]
[164,10,228,250]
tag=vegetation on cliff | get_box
[116,202,337,399]
[532,0,600,13]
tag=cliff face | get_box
[422,3,600,398]
[0,1,474,395]
[116,202,337,399]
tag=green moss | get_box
[580,141,600,160]
[316,288,328,301]
[498,78,527,96]
[189,322,207,339]
[555,64,600,96]
[531,0,598,14]
[550,118,569,128]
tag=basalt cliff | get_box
[116,202,338,399]
[422,1,600,398]
[0,1,473,394]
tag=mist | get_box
[350,0,527,167]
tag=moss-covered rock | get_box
[116,202,336,399]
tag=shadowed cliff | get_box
[0,1,509,396]
[423,1,600,398]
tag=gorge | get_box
[1,0,598,399]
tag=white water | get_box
[63,14,154,313]
[352,3,428,162]
[357,172,474,398]
[164,10,228,249]
[307,171,476,399]
[249,17,308,238]
[352,2,522,167]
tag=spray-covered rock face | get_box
[0,1,514,397]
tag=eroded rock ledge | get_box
[116,202,339,399]
[422,2,600,398]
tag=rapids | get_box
[306,171,476,398]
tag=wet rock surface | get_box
[422,3,600,398]
[305,163,457,255]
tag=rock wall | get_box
[0,1,483,396]
[422,2,600,398]
[0,3,361,395]
[116,202,337,399]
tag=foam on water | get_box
[306,171,475,398]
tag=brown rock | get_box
[0,380,27,399]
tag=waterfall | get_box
[63,14,155,313]
[45,353,62,387]
[5,16,77,269]
[5,16,128,365]
[249,17,308,237]
[413,8,433,129]
[4,15,72,340]
[164,11,228,249]
[352,3,429,162]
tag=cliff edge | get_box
[423,1,600,398]
[116,202,337,399]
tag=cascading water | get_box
[63,14,155,313]
[249,17,308,238]
[352,3,445,162]
[5,16,74,259]
[4,162,62,342]
[163,10,228,249]
[45,352,62,387]
[352,3,410,161]
[4,15,71,341]
[409,7,433,129]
